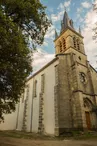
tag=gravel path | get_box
[0,136,97,146]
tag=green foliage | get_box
[0,11,32,122]
[0,0,51,46]
[0,0,50,122]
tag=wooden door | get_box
[85,112,91,130]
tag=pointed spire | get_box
[62,9,69,30]
[79,26,81,34]
[60,20,64,33]
[55,29,58,39]
[60,9,75,33]
[70,19,74,28]
[63,10,68,21]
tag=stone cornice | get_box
[76,61,88,68]
[65,46,86,56]
[73,90,97,96]
[54,26,84,42]
[27,57,58,82]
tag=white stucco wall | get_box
[31,59,59,134]
[44,62,57,134]
[31,75,40,132]
[26,81,33,132]
[0,58,59,135]
[17,81,33,132]
[0,105,18,130]
[17,100,24,130]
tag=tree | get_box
[0,0,51,47]
[0,0,50,122]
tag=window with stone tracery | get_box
[41,74,45,93]
[59,41,62,53]
[77,39,80,50]
[79,72,86,83]
[33,80,37,97]
[26,85,29,99]
[55,65,58,85]
[73,37,77,49]
[62,38,66,51]
[22,90,25,103]
[83,98,93,110]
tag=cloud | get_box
[82,9,97,68]
[51,11,64,22]
[43,41,48,47]
[79,17,84,23]
[48,7,54,13]
[45,25,55,39]
[51,0,71,23]
[81,2,91,9]
[73,2,75,6]
[76,2,91,22]
[64,0,71,7]
[93,0,97,12]
[33,48,55,71]
[77,7,83,13]
[58,0,71,9]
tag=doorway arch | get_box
[83,98,93,130]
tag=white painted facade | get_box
[0,106,18,130]
[0,58,59,135]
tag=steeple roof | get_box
[55,29,58,39]
[79,26,81,34]
[60,10,74,34]
[63,10,69,29]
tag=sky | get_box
[33,0,97,71]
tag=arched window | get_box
[79,72,87,84]
[41,74,45,93]
[34,80,37,97]
[73,37,77,49]
[77,39,80,50]
[26,85,29,100]
[59,41,62,53]
[62,38,66,51]
[83,98,93,110]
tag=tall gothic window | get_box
[22,89,25,103]
[77,39,80,50]
[55,65,58,85]
[62,38,66,51]
[24,85,29,101]
[33,80,37,97]
[79,72,86,83]
[73,37,77,49]
[59,41,62,53]
[41,74,45,93]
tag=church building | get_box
[0,11,97,136]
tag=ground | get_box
[0,131,97,146]
[0,136,97,146]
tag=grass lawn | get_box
[0,130,97,140]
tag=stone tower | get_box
[54,10,85,57]
[54,10,97,136]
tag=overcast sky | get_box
[33,0,97,71]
